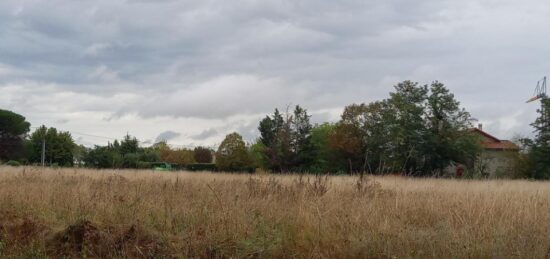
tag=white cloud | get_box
[136,74,301,119]
[84,43,111,57]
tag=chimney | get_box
[478,123,483,131]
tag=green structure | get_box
[151,162,173,171]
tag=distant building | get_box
[471,124,520,177]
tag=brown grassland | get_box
[0,166,549,258]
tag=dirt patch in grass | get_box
[46,220,112,257]
[46,220,175,258]
[0,217,49,246]
[116,224,176,258]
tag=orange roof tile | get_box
[470,128,520,151]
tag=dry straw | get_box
[0,166,549,258]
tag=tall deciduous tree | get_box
[83,145,122,168]
[308,123,340,173]
[0,109,30,161]
[216,132,252,172]
[29,126,76,166]
[329,101,392,173]
[423,81,479,174]
[330,81,480,175]
[154,141,195,165]
[249,140,268,169]
[385,81,429,174]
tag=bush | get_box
[6,160,20,167]
[137,161,152,169]
[186,163,217,172]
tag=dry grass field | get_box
[0,166,549,258]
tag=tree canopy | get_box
[216,132,253,172]
[328,81,480,175]
[0,109,30,161]
[194,146,213,163]
[28,126,76,166]
[258,105,314,172]
[528,98,550,179]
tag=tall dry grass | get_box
[0,166,549,258]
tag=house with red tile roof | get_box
[470,124,520,177]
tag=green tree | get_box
[216,132,253,172]
[0,109,30,162]
[139,147,160,163]
[83,145,123,168]
[385,81,429,174]
[330,81,480,176]
[249,140,268,169]
[29,126,76,166]
[122,153,141,168]
[529,98,550,179]
[330,101,392,173]
[423,81,480,174]
[73,144,88,167]
[308,123,341,173]
[290,105,315,171]
[82,134,159,169]
[120,134,139,156]
[258,106,314,172]
[258,109,285,171]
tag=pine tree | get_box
[0,109,30,161]
[290,105,314,171]
[529,98,550,179]
[258,106,313,172]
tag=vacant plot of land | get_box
[0,166,548,258]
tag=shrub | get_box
[137,161,152,169]
[186,163,217,172]
[6,160,20,167]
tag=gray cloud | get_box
[0,0,548,145]
[155,131,181,143]
[191,128,218,141]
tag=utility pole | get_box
[41,137,45,167]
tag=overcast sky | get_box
[1,0,549,147]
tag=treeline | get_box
[1,80,550,178]
[82,137,215,169]
[250,81,480,176]
[0,119,216,169]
